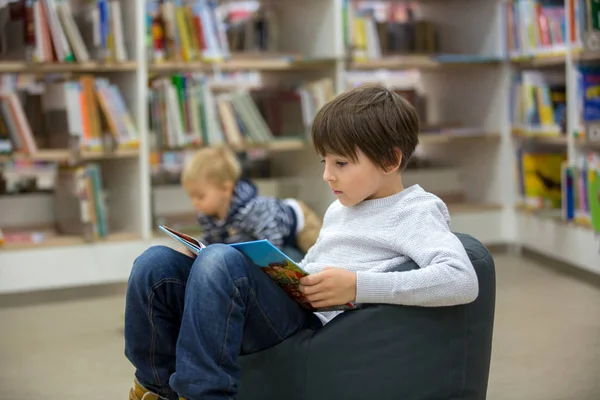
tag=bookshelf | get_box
[0,0,598,295]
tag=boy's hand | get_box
[299,267,357,309]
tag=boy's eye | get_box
[336,161,347,167]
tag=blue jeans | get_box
[124,244,321,400]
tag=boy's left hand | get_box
[299,267,357,309]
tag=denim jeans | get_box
[124,244,321,400]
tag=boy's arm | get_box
[355,197,479,307]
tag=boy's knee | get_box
[129,245,180,285]
[194,244,248,277]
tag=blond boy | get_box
[179,146,321,255]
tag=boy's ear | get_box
[221,180,235,194]
[383,149,402,175]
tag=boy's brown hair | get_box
[311,84,420,171]
[180,146,241,186]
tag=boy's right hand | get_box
[175,246,196,259]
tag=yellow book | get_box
[185,6,200,58]
[175,6,193,61]
[522,152,566,209]
[352,17,367,62]
[536,86,556,129]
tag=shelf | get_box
[511,129,568,145]
[515,204,593,231]
[419,131,501,144]
[0,61,137,73]
[0,232,141,252]
[0,149,139,163]
[150,56,337,73]
[509,54,565,68]
[350,55,501,70]
[517,212,600,275]
[572,50,600,63]
[157,138,305,154]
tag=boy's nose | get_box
[322,168,335,183]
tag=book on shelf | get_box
[2,0,128,63]
[148,74,334,150]
[0,74,138,156]
[569,0,600,48]
[223,1,278,53]
[516,149,567,210]
[147,0,235,63]
[562,152,600,232]
[504,0,567,58]
[343,0,439,63]
[510,70,566,135]
[54,162,109,240]
[575,65,600,140]
[159,225,357,312]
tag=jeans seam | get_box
[235,277,284,341]
[148,277,186,386]
[220,286,237,393]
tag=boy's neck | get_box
[370,174,404,200]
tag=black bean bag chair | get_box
[238,232,496,400]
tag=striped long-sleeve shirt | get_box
[198,179,298,249]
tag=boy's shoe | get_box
[129,379,161,400]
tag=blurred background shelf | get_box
[0,61,138,73]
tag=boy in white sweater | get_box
[124,85,478,400]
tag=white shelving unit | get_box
[1,0,598,295]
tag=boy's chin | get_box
[337,197,360,207]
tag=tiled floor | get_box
[1,253,599,399]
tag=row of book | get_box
[505,0,567,58]
[6,0,127,63]
[343,0,438,62]
[510,70,566,135]
[147,0,225,63]
[146,0,279,63]
[563,152,600,232]
[516,149,600,233]
[0,74,138,155]
[148,75,334,149]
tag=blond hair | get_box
[181,146,242,186]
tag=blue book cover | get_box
[159,226,356,311]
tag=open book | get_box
[159,225,356,312]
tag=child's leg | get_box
[124,245,194,400]
[169,243,321,400]
[294,200,323,253]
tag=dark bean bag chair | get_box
[238,232,496,400]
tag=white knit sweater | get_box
[299,184,479,324]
